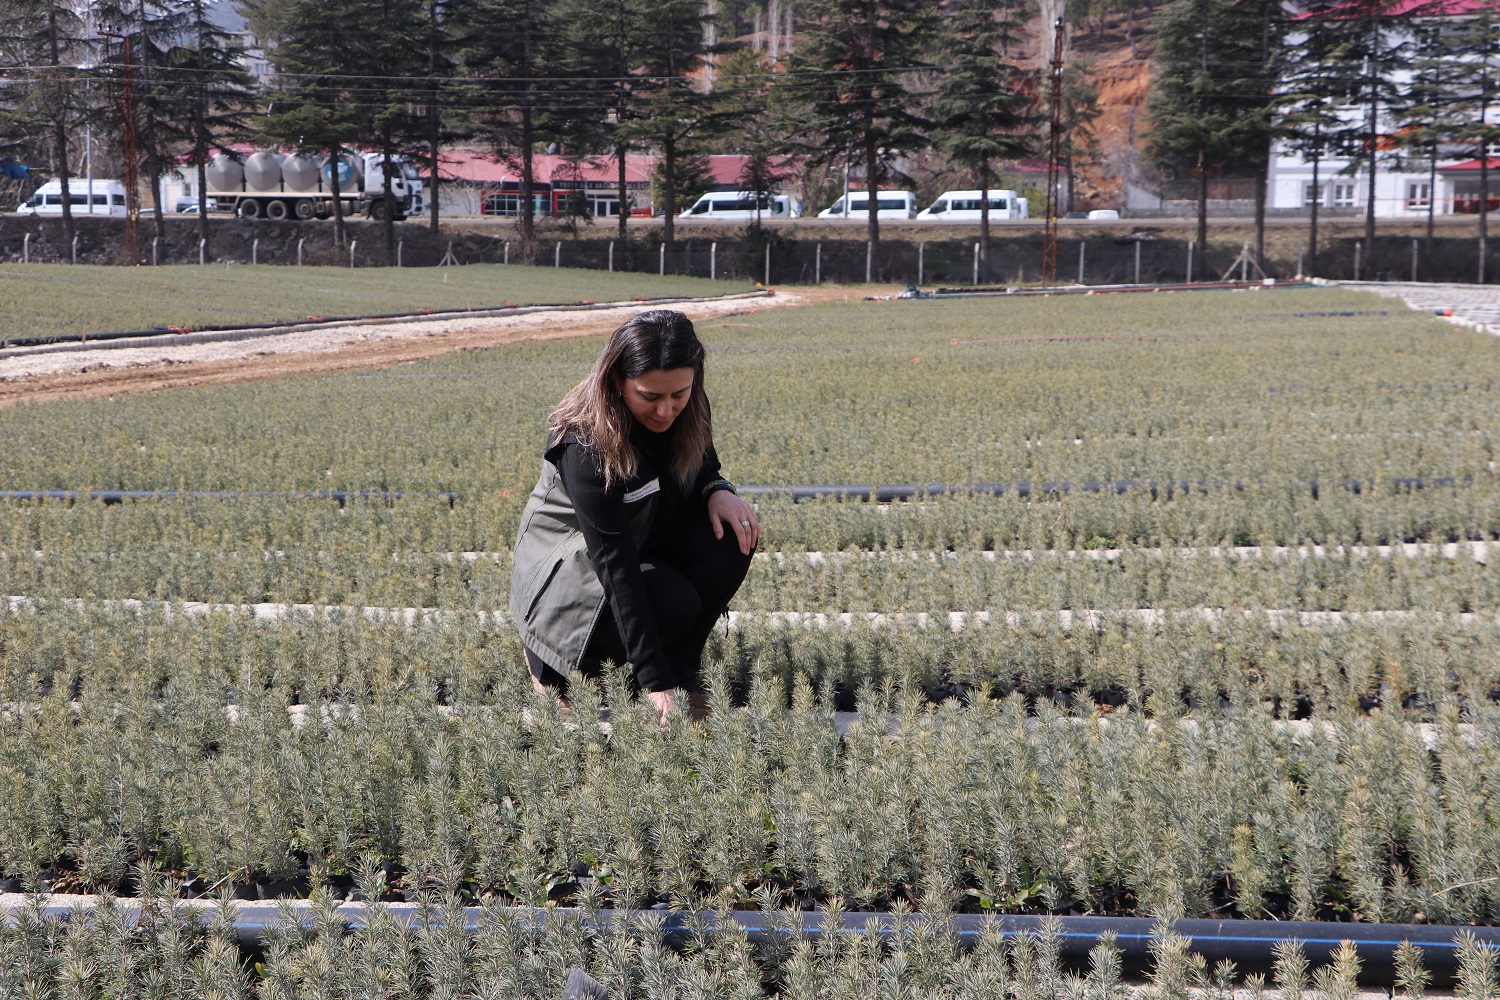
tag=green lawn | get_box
[0,263,751,342]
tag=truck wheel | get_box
[294,199,315,221]
[314,203,331,219]
[237,199,261,219]
[369,202,389,221]
[265,199,289,221]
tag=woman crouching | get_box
[510,309,760,721]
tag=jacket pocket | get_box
[522,556,565,623]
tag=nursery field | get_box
[1,284,1499,972]
[0,264,740,343]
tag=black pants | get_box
[527,513,753,695]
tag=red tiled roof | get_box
[1297,0,1490,19]
[1437,157,1500,172]
[437,150,655,185]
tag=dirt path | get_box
[0,284,875,409]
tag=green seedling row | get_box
[0,264,743,341]
[0,599,1497,923]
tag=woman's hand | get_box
[646,688,710,724]
[707,490,760,554]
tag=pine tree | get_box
[929,0,1035,279]
[1442,0,1500,249]
[0,0,98,251]
[787,0,939,278]
[1277,5,1352,273]
[1145,0,1279,271]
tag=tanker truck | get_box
[204,149,423,221]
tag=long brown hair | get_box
[550,310,712,487]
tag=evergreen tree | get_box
[0,0,98,250]
[615,0,725,249]
[1145,0,1280,270]
[1276,3,1351,273]
[786,0,938,276]
[459,0,573,260]
[928,0,1034,278]
[1443,0,1500,248]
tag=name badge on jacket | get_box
[622,478,661,503]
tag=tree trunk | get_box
[428,0,441,234]
[330,145,346,247]
[1195,152,1207,273]
[979,161,991,281]
[521,102,537,263]
[196,150,210,247]
[662,133,677,249]
[48,11,75,253]
[1364,65,1377,253]
[1253,149,1267,272]
[1427,143,1437,243]
[381,128,397,259]
[864,135,879,280]
[616,140,630,242]
[196,21,210,247]
[1308,148,1321,275]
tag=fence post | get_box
[1296,250,1303,278]
[608,241,615,273]
[152,237,158,267]
[72,235,79,264]
[1186,240,1194,283]
[1481,238,1488,284]
[398,240,403,268]
[764,243,771,286]
[816,242,822,284]
[1411,239,1418,282]
[1078,242,1086,285]
[555,242,561,268]
[350,241,357,268]
[504,241,510,266]
[298,239,305,266]
[1241,242,1250,283]
[199,239,206,266]
[972,242,979,286]
[918,243,924,287]
[659,243,665,276]
[1134,240,1142,284]
[711,242,717,281]
[1354,241,1361,281]
[23,233,30,264]
[252,238,259,266]
[865,241,873,283]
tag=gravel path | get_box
[0,290,796,381]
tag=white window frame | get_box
[1406,181,1431,211]
[1332,182,1358,208]
[1303,182,1325,207]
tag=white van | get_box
[916,189,1029,221]
[679,190,799,220]
[818,190,918,219]
[16,179,129,217]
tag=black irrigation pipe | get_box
[0,291,773,353]
[0,489,457,506]
[738,477,1475,502]
[0,477,1477,506]
[929,279,1315,299]
[20,900,1491,985]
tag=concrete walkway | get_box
[1340,279,1500,335]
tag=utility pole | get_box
[1043,17,1065,285]
[106,32,140,261]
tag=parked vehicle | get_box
[1087,209,1121,220]
[203,149,423,221]
[916,189,1029,221]
[174,196,220,213]
[817,190,918,219]
[678,190,799,220]
[16,179,128,217]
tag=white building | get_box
[1267,0,1495,219]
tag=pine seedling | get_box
[1272,939,1310,1000]
[1311,940,1361,1000]
[1377,941,1424,1000]
[1008,931,1043,1000]
[1242,972,1270,1000]
[1145,917,1194,1000]
[1085,931,1123,1000]
[1457,932,1500,1000]
[1193,958,1237,1000]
